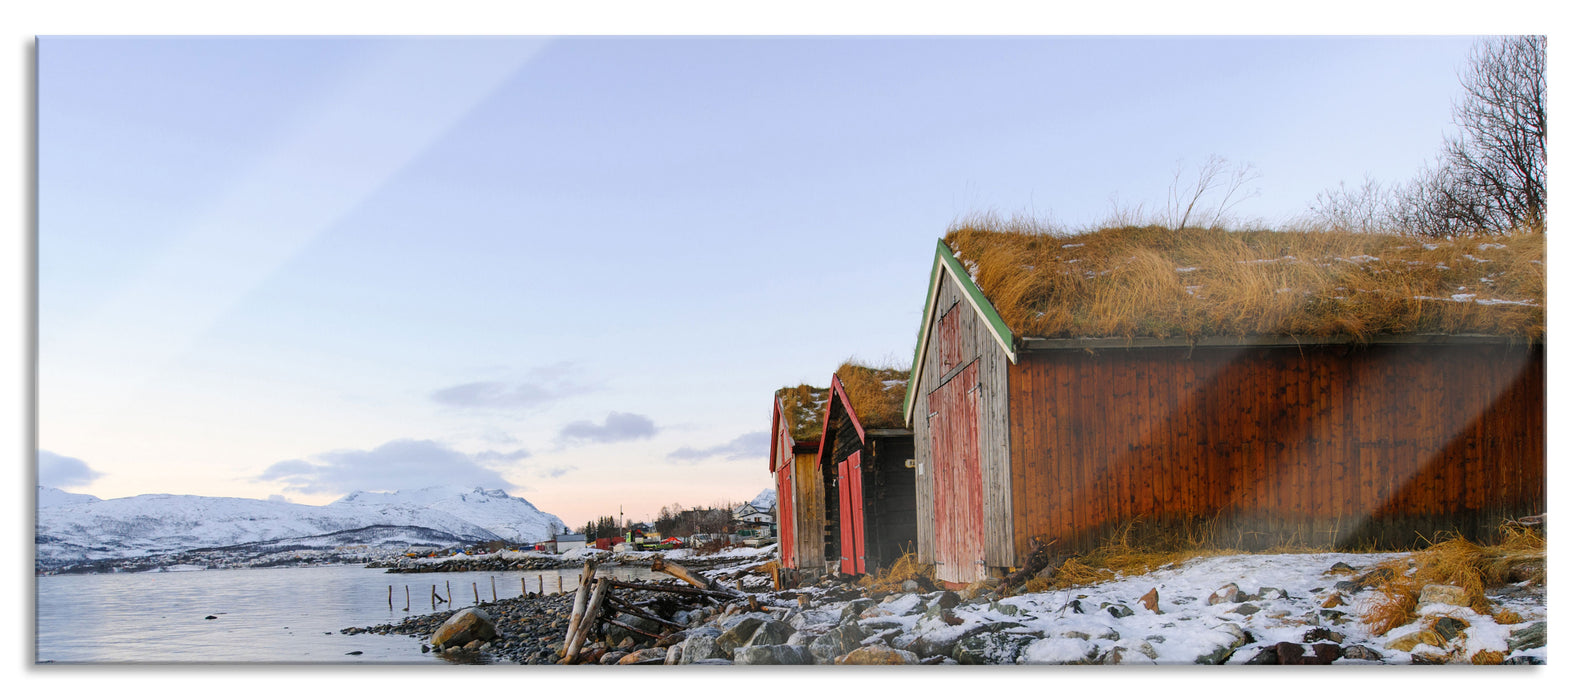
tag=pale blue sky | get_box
[38,35,1484,525]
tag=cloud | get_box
[667,431,770,462]
[541,466,577,479]
[473,448,531,466]
[37,450,104,488]
[430,363,590,409]
[258,439,515,495]
[558,412,657,444]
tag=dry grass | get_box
[1358,527,1546,634]
[834,361,911,430]
[944,216,1545,342]
[856,551,937,594]
[775,384,830,442]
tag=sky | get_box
[34,34,1496,527]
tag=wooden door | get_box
[775,463,795,567]
[928,360,984,583]
[838,451,865,575]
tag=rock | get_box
[1257,587,1288,600]
[902,580,920,593]
[1387,630,1444,653]
[204,615,218,620]
[837,644,920,665]
[1244,646,1280,665]
[1502,655,1543,665]
[839,598,875,621]
[664,644,684,665]
[1321,593,1345,609]
[733,644,813,665]
[1196,624,1252,665]
[1508,621,1546,651]
[953,632,1035,665]
[937,590,962,610]
[993,601,1022,617]
[598,650,627,664]
[678,629,727,664]
[430,608,497,648]
[345,650,363,656]
[1325,562,1357,575]
[1335,580,1362,594]
[1431,616,1468,642]
[810,623,866,664]
[1311,643,1341,665]
[1207,583,1243,605]
[1099,646,1157,665]
[617,647,669,665]
[715,617,766,655]
[605,613,662,648]
[1230,603,1260,616]
[1303,627,1344,644]
[463,640,484,651]
[1417,584,1472,610]
[745,619,796,647]
[1138,587,1160,613]
[1342,645,1383,662]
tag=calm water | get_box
[35,563,667,664]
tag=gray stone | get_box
[618,647,668,665]
[744,619,795,647]
[902,580,920,593]
[837,644,920,665]
[1303,627,1344,644]
[1099,646,1157,665]
[839,598,875,621]
[430,608,497,648]
[715,617,767,655]
[1107,604,1135,618]
[678,629,727,664]
[1207,584,1245,605]
[809,623,866,664]
[1257,587,1289,600]
[993,602,1022,617]
[1509,621,1546,651]
[664,643,684,665]
[1231,603,1261,616]
[733,644,813,665]
[1417,584,1471,609]
[953,632,1036,665]
[1431,616,1469,642]
[1342,645,1383,662]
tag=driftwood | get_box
[996,536,1061,596]
[650,558,723,592]
[608,579,736,599]
[603,592,685,631]
[561,578,611,664]
[561,561,596,653]
[602,615,664,641]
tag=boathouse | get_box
[816,363,918,576]
[907,223,1546,583]
[770,384,831,572]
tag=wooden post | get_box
[473,582,479,605]
[539,574,544,595]
[388,585,393,610]
[491,576,497,601]
[431,584,437,609]
[404,585,410,611]
[561,578,611,664]
[561,564,595,655]
[522,578,527,596]
[446,581,452,608]
[650,558,722,591]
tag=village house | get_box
[770,384,831,573]
[816,363,917,576]
[905,223,1545,583]
[731,502,775,539]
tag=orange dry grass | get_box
[775,384,830,442]
[834,361,910,430]
[1358,530,1546,634]
[945,216,1545,341]
[856,551,937,594]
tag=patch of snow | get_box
[1062,243,1085,249]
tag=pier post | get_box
[491,576,497,601]
[539,574,544,595]
[522,578,526,597]
[404,585,410,611]
[473,581,479,605]
[431,584,437,609]
[388,585,392,610]
[446,581,452,608]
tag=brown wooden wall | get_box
[789,448,825,570]
[909,269,1015,573]
[1007,342,1545,561]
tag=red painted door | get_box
[838,452,864,575]
[775,463,795,567]
[928,360,984,583]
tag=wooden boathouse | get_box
[906,224,1546,583]
[770,384,831,573]
[816,364,917,576]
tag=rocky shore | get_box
[343,549,1547,665]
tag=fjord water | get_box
[35,564,664,664]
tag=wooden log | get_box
[562,561,596,652]
[607,579,736,599]
[561,578,611,664]
[995,536,1060,596]
[603,616,663,640]
[650,557,726,592]
[404,585,410,612]
[473,582,480,605]
[388,585,392,609]
[603,593,684,631]
[491,576,497,601]
[446,581,452,608]
[539,574,544,595]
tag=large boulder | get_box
[605,613,664,648]
[734,644,813,665]
[1417,584,1472,610]
[715,617,767,655]
[953,632,1036,665]
[745,619,796,647]
[837,644,920,665]
[810,623,867,664]
[678,628,727,664]
[429,608,497,649]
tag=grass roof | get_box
[944,220,1545,342]
[834,362,911,431]
[775,384,829,443]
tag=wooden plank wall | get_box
[1007,342,1545,561]
[790,449,826,570]
[909,270,1016,575]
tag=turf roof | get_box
[943,222,1546,343]
[775,384,829,443]
[833,362,911,431]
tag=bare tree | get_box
[1166,155,1260,232]
[1394,36,1546,235]
[1305,176,1394,234]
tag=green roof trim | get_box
[902,239,1018,426]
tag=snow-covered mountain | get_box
[35,485,566,566]
[749,488,775,511]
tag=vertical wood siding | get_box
[911,272,1016,580]
[791,450,825,570]
[1007,343,1546,560]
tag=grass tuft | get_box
[833,361,911,430]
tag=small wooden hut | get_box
[770,384,831,572]
[906,224,1546,583]
[816,363,917,576]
